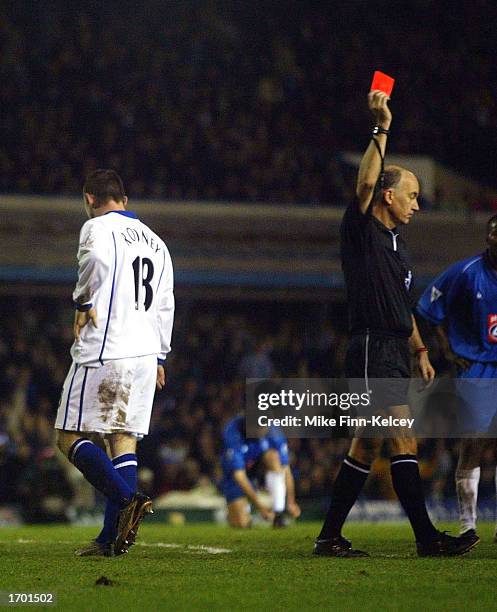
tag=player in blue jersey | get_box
[417,214,497,545]
[221,415,300,528]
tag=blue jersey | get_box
[417,254,497,362]
[221,415,289,475]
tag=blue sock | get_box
[69,439,133,506]
[96,453,138,544]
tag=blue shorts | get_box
[221,475,247,503]
[456,362,497,434]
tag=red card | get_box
[370,71,395,96]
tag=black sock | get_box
[318,456,370,540]
[390,455,439,543]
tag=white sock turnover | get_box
[456,467,480,534]
[265,470,286,513]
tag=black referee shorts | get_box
[345,333,411,408]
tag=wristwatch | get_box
[372,125,390,136]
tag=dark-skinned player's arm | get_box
[409,315,435,387]
[356,91,392,214]
[434,324,471,371]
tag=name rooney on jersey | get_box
[121,227,162,253]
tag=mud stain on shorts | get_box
[97,370,132,427]
[116,407,127,427]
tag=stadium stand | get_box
[1,1,497,204]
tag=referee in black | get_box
[313,90,477,557]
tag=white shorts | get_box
[55,355,157,435]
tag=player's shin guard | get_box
[318,456,370,540]
[265,470,286,513]
[97,453,138,544]
[390,455,439,543]
[69,439,133,506]
[455,467,480,534]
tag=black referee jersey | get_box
[340,198,414,338]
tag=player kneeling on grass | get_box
[221,415,300,527]
[55,170,174,557]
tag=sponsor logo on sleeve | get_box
[430,286,442,303]
[488,314,497,343]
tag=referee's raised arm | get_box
[356,91,392,214]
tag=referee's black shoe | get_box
[313,535,369,558]
[416,530,480,557]
[273,512,290,529]
[459,528,480,548]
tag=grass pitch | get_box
[0,522,496,611]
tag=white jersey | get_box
[71,210,174,366]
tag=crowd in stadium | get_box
[1,0,497,525]
[0,298,495,523]
[1,2,497,204]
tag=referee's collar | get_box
[372,215,398,234]
[105,210,138,219]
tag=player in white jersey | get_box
[55,170,174,556]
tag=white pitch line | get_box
[137,542,232,554]
[137,542,182,549]
[15,539,73,545]
[11,539,232,554]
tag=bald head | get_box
[373,165,419,204]
[378,165,417,192]
[373,164,420,226]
